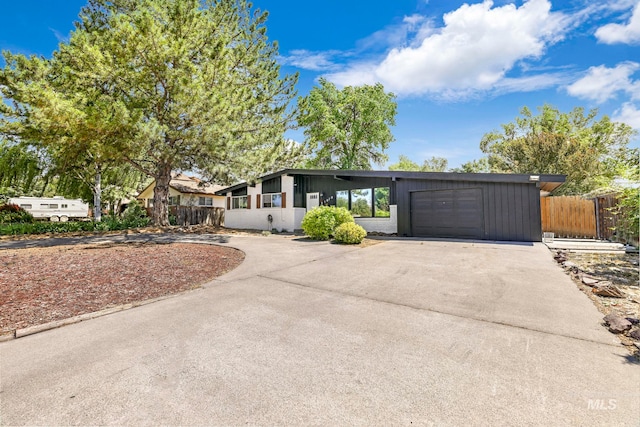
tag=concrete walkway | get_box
[0,234,638,425]
[543,238,627,252]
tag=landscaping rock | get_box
[554,251,567,263]
[592,283,625,298]
[626,317,640,325]
[630,329,640,341]
[603,314,632,334]
[580,273,601,286]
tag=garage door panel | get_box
[411,188,484,239]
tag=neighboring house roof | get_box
[138,174,226,198]
[215,169,566,195]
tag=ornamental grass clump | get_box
[333,222,367,244]
[301,206,354,240]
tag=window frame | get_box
[198,196,213,207]
[335,186,391,218]
[262,193,282,208]
[231,195,248,209]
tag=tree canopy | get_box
[388,155,449,172]
[1,0,300,225]
[480,105,636,194]
[449,158,491,173]
[297,78,397,170]
[0,45,144,220]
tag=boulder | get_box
[629,329,640,341]
[603,314,632,334]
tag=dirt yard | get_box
[555,250,640,356]
[0,241,244,335]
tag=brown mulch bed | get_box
[0,242,244,335]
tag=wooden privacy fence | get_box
[541,194,634,241]
[594,194,619,241]
[540,196,597,238]
[169,206,224,226]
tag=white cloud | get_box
[325,0,571,98]
[613,102,640,128]
[494,72,573,94]
[279,50,342,72]
[566,62,640,103]
[595,1,640,44]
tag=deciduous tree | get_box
[389,155,449,172]
[480,105,636,194]
[297,78,396,170]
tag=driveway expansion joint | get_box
[257,273,622,349]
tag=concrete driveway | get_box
[0,235,638,426]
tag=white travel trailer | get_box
[9,196,89,222]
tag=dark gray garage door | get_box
[411,188,484,239]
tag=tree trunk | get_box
[93,167,102,222]
[152,162,172,226]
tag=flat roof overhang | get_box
[215,169,567,195]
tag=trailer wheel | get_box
[60,216,68,222]
[50,216,59,222]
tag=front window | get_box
[350,189,372,217]
[169,196,180,206]
[374,187,390,217]
[198,197,213,206]
[335,187,390,217]
[262,193,282,208]
[336,191,349,209]
[232,196,247,209]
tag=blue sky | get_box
[1,0,639,169]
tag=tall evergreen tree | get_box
[0,50,142,220]
[74,0,299,225]
[1,0,299,225]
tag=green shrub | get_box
[301,206,354,240]
[0,205,150,236]
[333,222,367,244]
[0,204,34,224]
[612,187,639,246]
[121,201,151,228]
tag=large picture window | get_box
[231,196,247,209]
[335,187,390,218]
[262,193,282,208]
[375,187,390,217]
[350,189,372,217]
[336,190,349,209]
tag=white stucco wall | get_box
[225,174,399,234]
[179,193,225,209]
[354,205,398,234]
[140,186,225,209]
[224,174,302,232]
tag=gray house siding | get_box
[218,169,563,242]
[395,179,542,241]
[293,175,396,208]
